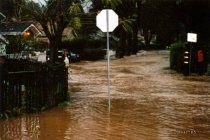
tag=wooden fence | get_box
[0,60,68,115]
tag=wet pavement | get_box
[0,50,210,140]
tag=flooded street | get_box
[1,50,210,140]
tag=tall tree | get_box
[140,0,178,48]
[179,0,210,44]
[114,0,136,57]
[22,0,82,63]
[0,0,25,21]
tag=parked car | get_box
[68,52,79,61]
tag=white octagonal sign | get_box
[96,9,119,32]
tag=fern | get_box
[120,18,135,33]
[70,17,82,29]
[102,0,122,9]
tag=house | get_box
[35,22,76,43]
[0,21,41,38]
[0,21,42,57]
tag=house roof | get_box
[0,21,42,36]
[35,22,74,37]
[0,12,6,21]
[0,35,8,44]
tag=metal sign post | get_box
[106,10,111,111]
[187,33,197,75]
[96,9,118,111]
[189,43,193,74]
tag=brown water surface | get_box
[0,50,210,140]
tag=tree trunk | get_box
[49,35,62,63]
[126,34,132,56]
[144,30,153,49]
[132,28,139,54]
[0,63,2,106]
[116,32,126,58]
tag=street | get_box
[0,50,210,140]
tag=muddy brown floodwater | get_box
[0,50,210,140]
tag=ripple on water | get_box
[1,51,210,140]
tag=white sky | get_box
[32,0,91,12]
[82,0,92,13]
[32,0,46,5]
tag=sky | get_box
[32,0,46,5]
[32,0,92,13]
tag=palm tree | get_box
[114,0,139,57]
[140,0,178,48]
[22,0,82,63]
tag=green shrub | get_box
[170,41,185,72]
[62,37,107,60]
[202,44,210,75]
[203,44,210,63]
[83,48,106,60]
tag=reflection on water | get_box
[0,51,210,140]
[0,115,40,139]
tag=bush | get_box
[203,44,210,63]
[170,41,185,72]
[62,38,107,60]
[201,44,210,75]
[83,48,106,60]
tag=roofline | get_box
[0,12,6,19]
[0,32,21,35]
[0,35,8,44]
[23,24,42,37]
[0,23,42,36]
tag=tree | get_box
[0,0,25,21]
[113,0,142,55]
[22,0,82,63]
[140,0,179,48]
[179,0,210,44]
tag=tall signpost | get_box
[96,9,118,111]
[187,33,197,74]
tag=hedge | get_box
[170,41,185,72]
[62,38,107,60]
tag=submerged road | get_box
[0,50,210,140]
